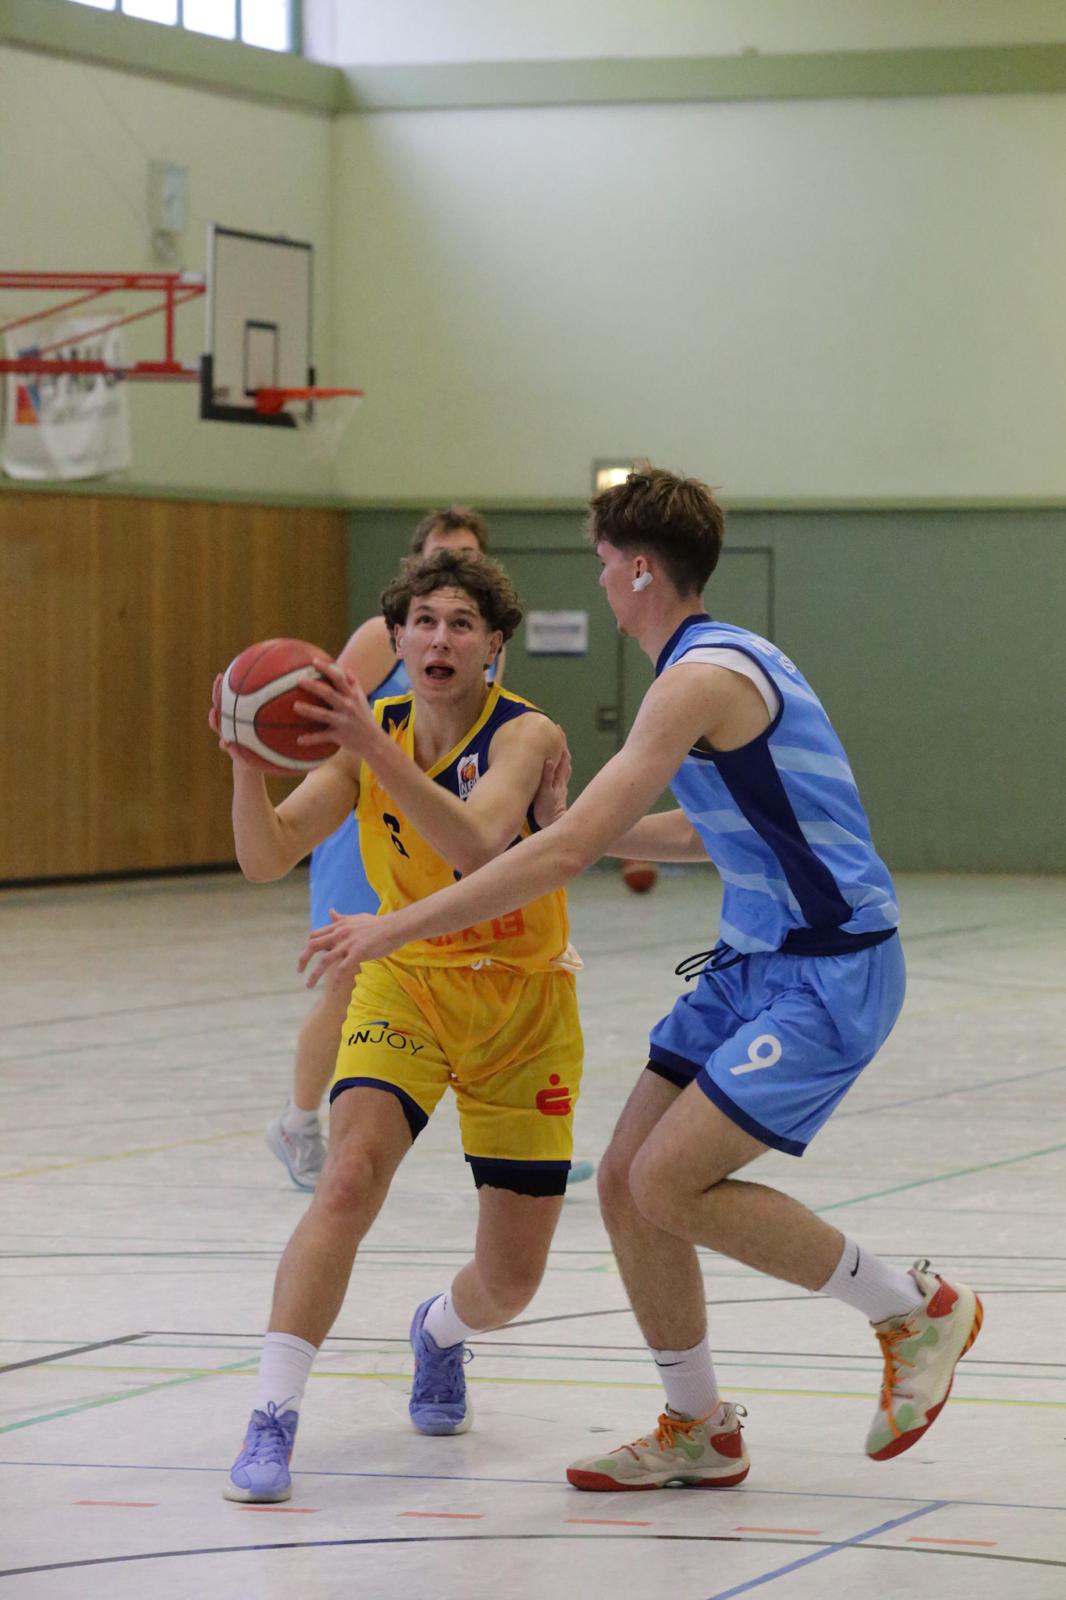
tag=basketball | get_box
[622,860,658,895]
[215,638,338,774]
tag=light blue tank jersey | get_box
[661,615,899,956]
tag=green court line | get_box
[0,1357,258,1435]
[818,1141,1066,1212]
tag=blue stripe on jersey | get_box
[659,616,898,955]
[711,735,854,929]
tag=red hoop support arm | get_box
[0,271,205,380]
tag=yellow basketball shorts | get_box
[329,956,582,1196]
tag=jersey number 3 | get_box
[382,813,410,858]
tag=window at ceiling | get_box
[65,0,295,53]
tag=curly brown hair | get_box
[381,549,523,643]
[588,463,724,595]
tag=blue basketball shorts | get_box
[308,812,379,929]
[647,934,906,1156]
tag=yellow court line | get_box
[48,1364,1066,1409]
[0,1129,258,1180]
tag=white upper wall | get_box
[0,44,335,497]
[331,91,1066,500]
[307,0,1066,64]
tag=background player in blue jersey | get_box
[301,465,983,1489]
[267,507,496,1190]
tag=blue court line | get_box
[700,1501,944,1600]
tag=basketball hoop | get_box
[253,386,364,465]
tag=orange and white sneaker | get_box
[567,1404,749,1491]
[866,1260,983,1461]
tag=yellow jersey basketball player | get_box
[211,548,580,1504]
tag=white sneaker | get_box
[866,1259,983,1460]
[265,1111,326,1192]
[567,1404,749,1491]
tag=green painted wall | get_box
[346,505,1065,874]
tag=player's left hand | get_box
[298,909,391,988]
[532,730,572,830]
[293,660,377,755]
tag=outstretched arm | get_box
[296,663,562,876]
[604,809,711,863]
[300,663,727,983]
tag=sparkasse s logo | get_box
[535,1074,572,1116]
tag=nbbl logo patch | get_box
[457,753,480,799]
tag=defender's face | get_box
[595,539,641,634]
[398,587,500,698]
[421,527,482,557]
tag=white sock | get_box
[253,1331,317,1415]
[651,1337,721,1421]
[282,1102,319,1134]
[820,1238,923,1324]
[422,1292,482,1350]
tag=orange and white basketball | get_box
[622,860,658,895]
[215,638,338,775]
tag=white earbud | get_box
[631,570,653,593]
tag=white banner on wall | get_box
[2,316,132,481]
[525,610,589,656]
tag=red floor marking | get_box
[399,1512,484,1520]
[734,1526,822,1535]
[908,1536,998,1547]
[566,1518,653,1527]
[75,1500,157,1508]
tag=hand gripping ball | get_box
[214,638,339,775]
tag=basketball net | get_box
[254,386,364,467]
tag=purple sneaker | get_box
[409,1298,473,1436]
[223,1402,298,1502]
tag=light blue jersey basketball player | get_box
[266,508,495,1190]
[307,465,983,1489]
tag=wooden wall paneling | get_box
[0,494,348,882]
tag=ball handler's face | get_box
[398,587,501,701]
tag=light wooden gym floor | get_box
[1,867,1064,1598]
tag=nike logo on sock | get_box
[654,1359,683,1368]
[849,1248,861,1278]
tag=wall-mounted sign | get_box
[525,610,589,657]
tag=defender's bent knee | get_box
[597,1141,640,1229]
[628,1145,696,1238]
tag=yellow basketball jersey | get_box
[355,683,571,971]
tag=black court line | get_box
[834,1060,1066,1119]
[0,1333,151,1375]
[138,1331,1066,1369]
[3,1462,1064,1515]
[2,1530,1063,1582]
[0,988,306,1035]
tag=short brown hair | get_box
[410,504,489,554]
[381,549,522,643]
[588,464,724,594]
